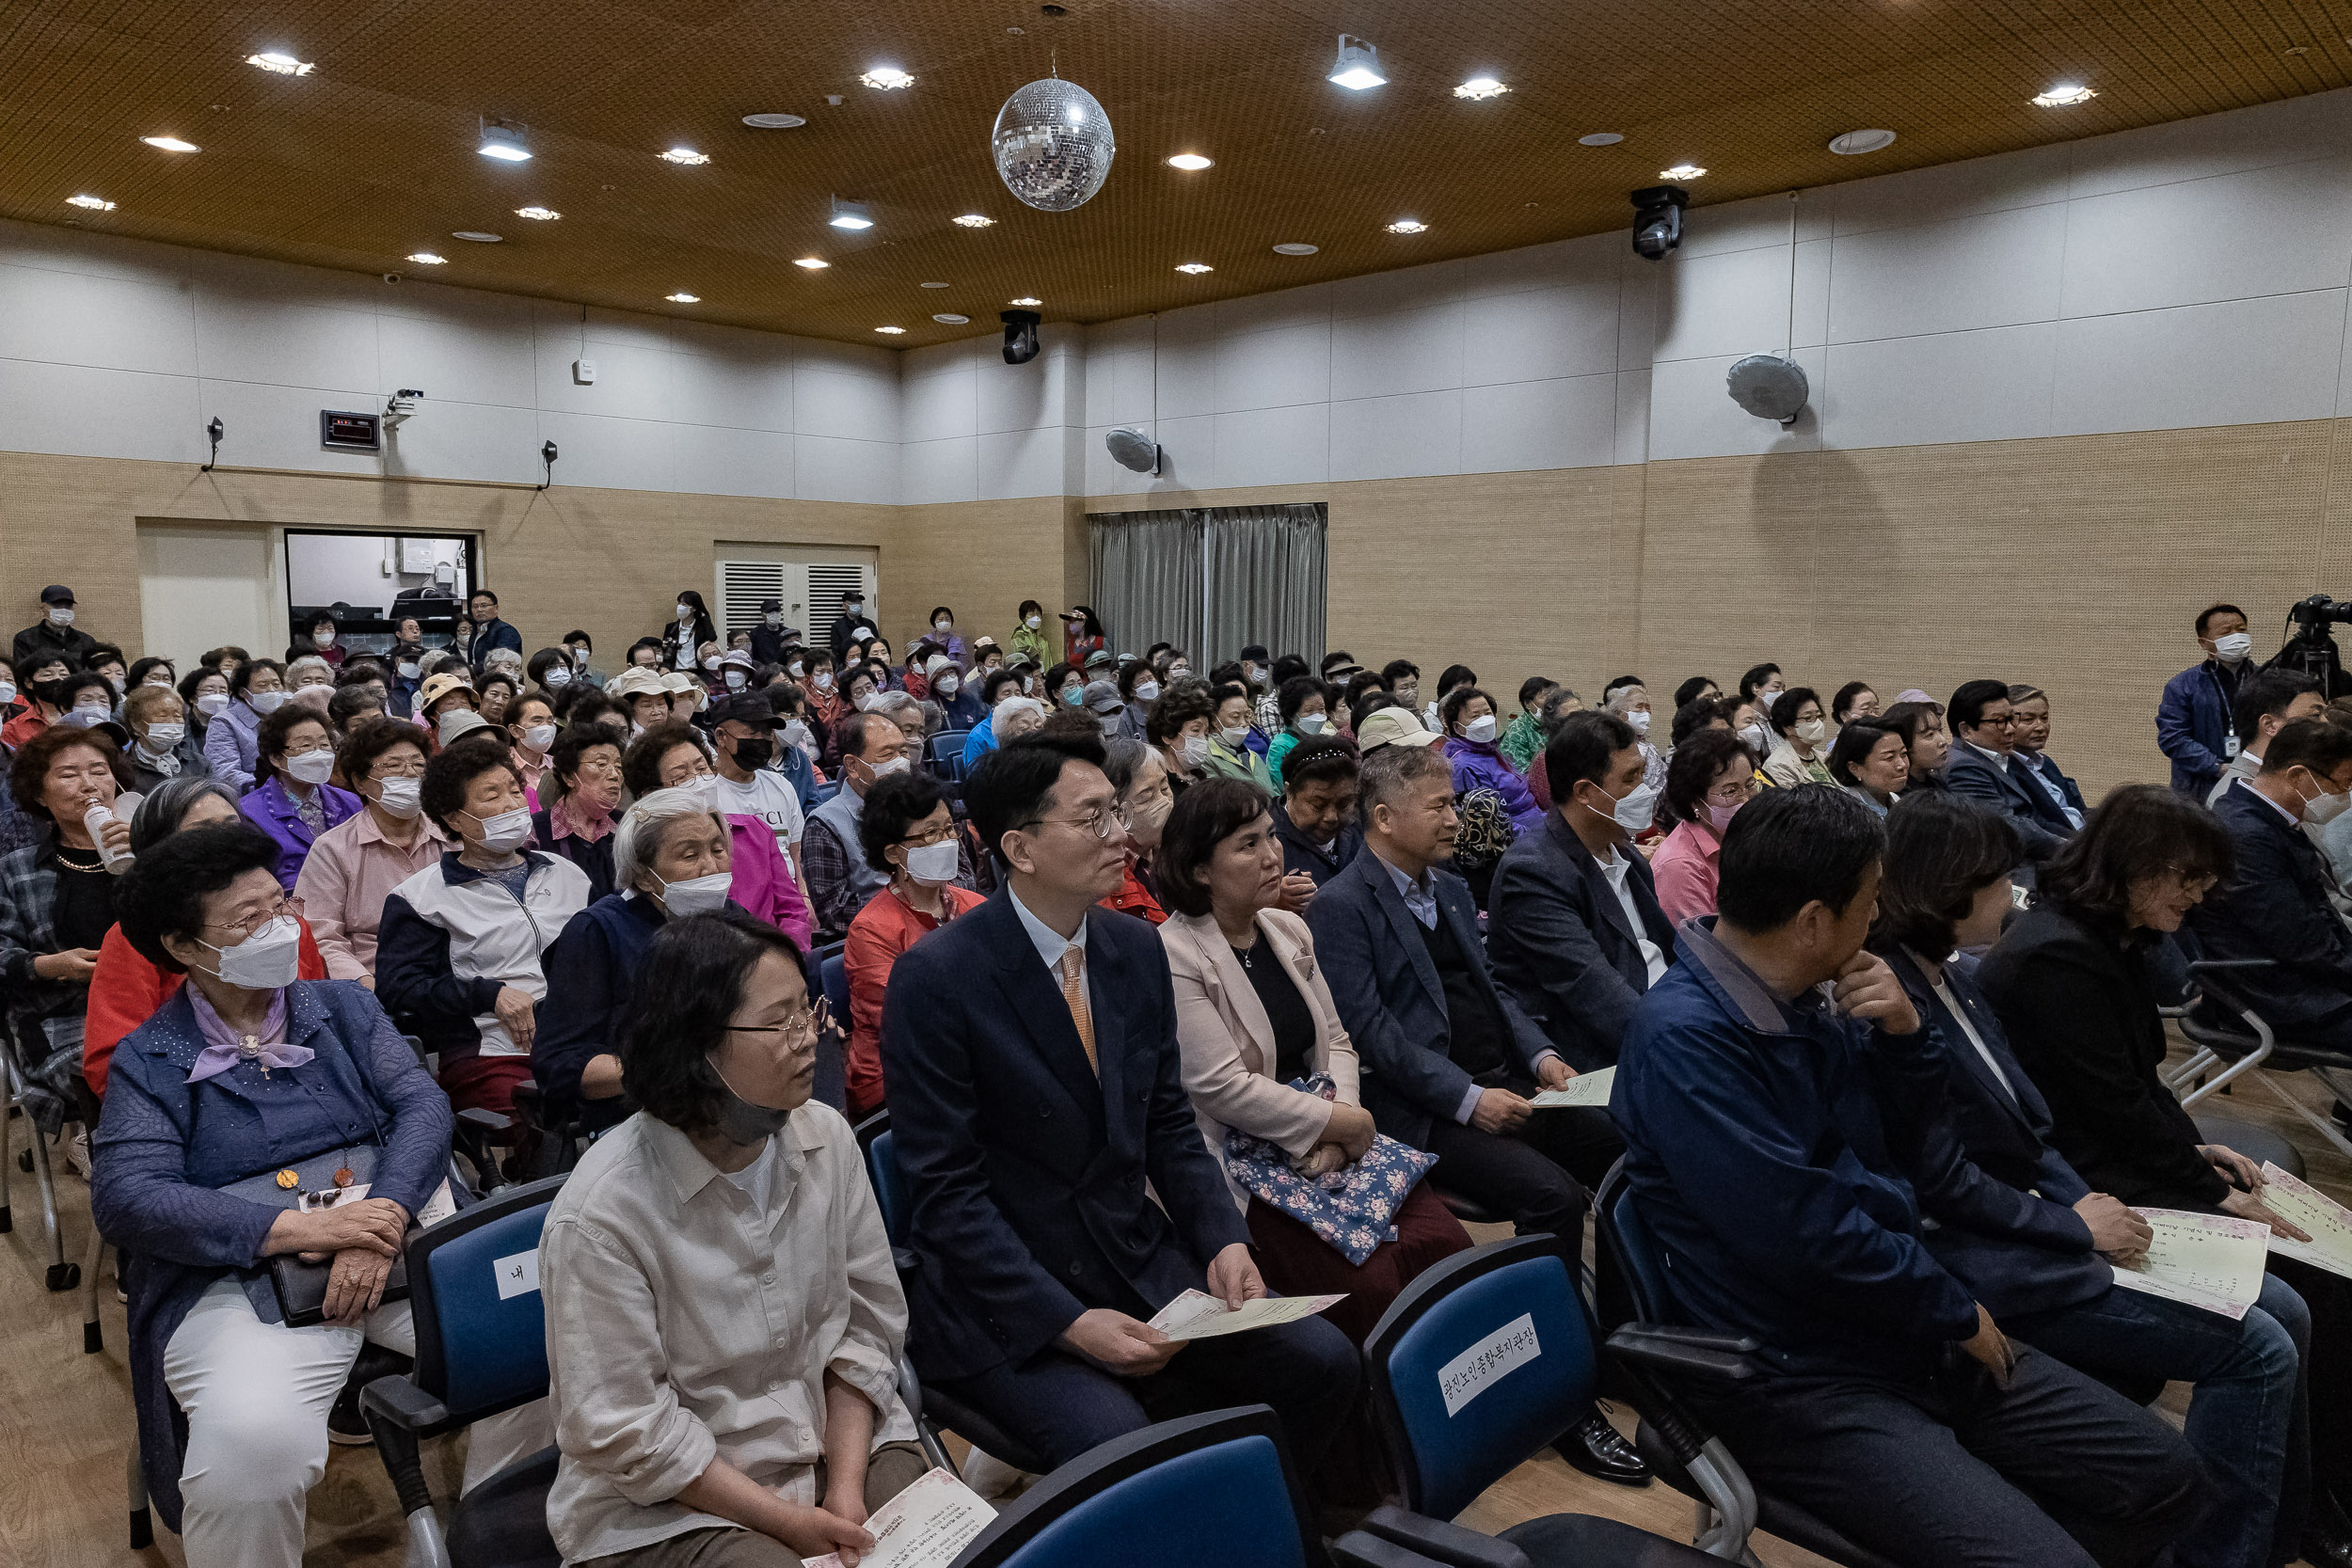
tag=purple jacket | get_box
[1444,736,1546,834]
[238,775,363,891]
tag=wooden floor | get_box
[6,1045,2346,1567]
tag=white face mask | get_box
[1464,714,1498,744]
[0,681,13,706]
[47,606,73,627]
[396,661,421,681]
[676,605,694,624]
[724,669,749,690]
[374,775,423,818]
[197,691,230,718]
[783,719,814,750]
[202,914,302,990]
[938,673,961,695]
[545,666,572,689]
[522,722,557,752]
[65,705,111,728]
[1136,679,1160,703]
[284,749,336,787]
[465,805,534,854]
[933,619,952,632]
[1795,718,1830,747]
[2213,631,2254,663]
[865,755,911,781]
[766,612,783,628]
[2304,779,2352,826]
[1590,779,1659,835]
[814,672,834,692]
[903,838,961,886]
[1218,723,1249,747]
[1739,721,1770,754]
[312,629,336,648]
[250,689,288,713]
[653,869,734,916]
[1179,734,1211,768]
[1758,686,1786,705]
[702,656,722,672]
[1627,710,1652,736]
[1297,713,1327,735]
[787,661,805,679]
[1025,614,1041,630]
[144,722,185,751]
[146,676,175,689]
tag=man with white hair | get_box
[1602,681,1664,790]
[802,710,913,940]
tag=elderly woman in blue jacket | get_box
[92,822,547,1568]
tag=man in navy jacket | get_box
[1941,681,2074,868]
[2157,602,2254,797]
[1615,787,2205,1566]
[882,732,1356,1471]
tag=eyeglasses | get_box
[1705,778,1759,806]
[898,822,959,848]
[1021,802,1131,840]
[368,758,428,780]
[725,997,831,1043]
[203,895,303,942]
[2158,864,2219,897]
[1974,713,2018,727]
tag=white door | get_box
[137,522,278,663]
[712,546,877,646]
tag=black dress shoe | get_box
[2304,1491,2352,1568]
[1554,1410,1650,1488]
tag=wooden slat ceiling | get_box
[3,0,2349,347]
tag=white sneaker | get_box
[63,1130,90,1181]
[960,1447,1032,1501]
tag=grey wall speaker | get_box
[1726,354,1809,425]
[1105,426,1161,476]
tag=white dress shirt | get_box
[1595,847,1670,985]
[1928,974,2016,1102]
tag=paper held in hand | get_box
[2108,1208,2269,1320]
[2258,1163,2352,1279]
[801,1467,995,1568]
[1527,1066,1614,1110]
[1147,1289,1346,1341]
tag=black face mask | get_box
[31,678,72,708]
[710,1079,791,1145]
[730,736,775,769]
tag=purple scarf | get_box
[183,985,312,1084]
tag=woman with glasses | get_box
[842,771,986,1117]
[532,721,628,901]
[1100,737,1172,923]
[541,912,921,1568]
[1649,727,1758,925]
[1829,720,1911,817]
[1759,686,1837,788]
[293,720,443,988]
[236,705,362,892]
[95,822,548,1568]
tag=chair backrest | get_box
[864,1123,909,1245]
[956,1406,1318,1568]
[1594,1158,1674,1333]
[409,1173,566,1422]
[1363,1235,1597,1522]
[820,953,851,1022]
[930,730,971,784]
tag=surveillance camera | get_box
[1629,184,1690,261]
[384,388,423,426]
[382,272,403,285]
[1001,309,1041,366]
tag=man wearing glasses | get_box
[880,731,1359,1476]
[801,712,910,942]
[1943,681,2075,878]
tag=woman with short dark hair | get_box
[842,771,984,1116]
[542,913,921,1566]
[1829,721,1911,816]
[1760,687,1836,788]
[1650,728,1758,925]
[1265,676,1332,794]
[294,719,441,985]
[237,705,361,890]
[1880,701,1951,796]
[533,721,627,900]
[1832,681,1880,725]
[201,656,288,792]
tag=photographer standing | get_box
[2157,602,2252,798]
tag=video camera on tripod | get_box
[2266,594,2352,696]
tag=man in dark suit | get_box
[2008,684,2088,832]
[1306,736,1645,1484]
[1942,680,2074,867]
[1488,711,1677,1073]
[827,588,873,665]
[881,731,1357,1472]
[2192,718,2352,1048]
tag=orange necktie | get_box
[1059,947,1098,1074]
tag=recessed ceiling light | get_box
[475,121,530,161]
[246,51,314,75]
[2032,83,2097,106]
[1384,219,1428,234]
[1009,296,1042,306]
[66,194,116,211]
[1327,33,1386,90]
[1272,242,1318,255]
[1828,128,1898,155]
[141,135,199,152]
[794,257,829,269]
[952,214,995,228]
[515,205,561,220]
[1660,164,1707,180]
[1454,77,1509,100]
[659,147,710,165]
[406,252,449,265]
[861,66,914,90]
[933,313,970,325]
[1579,131,1624,146]
[1175,261,1214,274]
[829,196,874,230]
[452,230,503,242]
[1168,152,1214,170]
[665,293,700,303]
[740,112,806,129]
[875,325,907,334]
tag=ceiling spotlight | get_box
[665,292,700,303]
[1630,183,1690,261]
[406,252,450,265]
[829,196,874,230]
[1454,77,1509,100]
[875,325,907,334]
[246,51,314,75]
[2032,83,2097,106]
[933,313,971,325]
[515,205,561,220]
[659,147,710,165]
[1384,218,1428,234]
[1660,163,1707,180]
[476,120,531,161]
[1168,152,1214,170]
[452,230,502,242]
[1328,34,1386,90]
[741,112,806,129]
[1579,131,1625,146]
[141,135,200,152]
[1828,128,1897,155]
[794,257,830,269]
[952,214,996,228]
[1009,295,1042,306]
[66,194,116,211]
[1272,242,1318,255]
[861,66,914,90]
[1002,309,1041,364]
[1175,261,1214,274]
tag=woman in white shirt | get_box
[540,912,922,1568]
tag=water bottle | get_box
[88,791,141,875]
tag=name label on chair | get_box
[1438,1313,1540,1417]
[493,1249,541,1301]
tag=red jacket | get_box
[842,884,984,1117]
[83,918,330,1096]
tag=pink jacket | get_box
[726,813,813,950]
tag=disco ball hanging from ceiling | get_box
[992,77,1116,212]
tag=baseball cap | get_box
[1084,648,1115,671]
[40,585,73,606]
[1355,707,1441,752]
[758,596,782,612]
[1082,680,1124,716]
[418,672,474,711]
[707,691,779,729]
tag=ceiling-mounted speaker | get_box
[1726,354,1809,426]
[1105,426,1161,477]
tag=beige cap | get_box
[606,668,664,699]
[1355,707,1442,752]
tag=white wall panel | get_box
[2059,160,2352,319]
[1330,304,1465,401]
[900,435,977,504]
[0,359,199,462]
[1214,403,1329,488]
[1215,324,1332,412]
[2052,291,2347,436]
[1460,374,1617,474]
[1329,389,1461,481]
[1654,245,1799,364]
[1462,283,1619,387]
[0,264,196,376]
[1828,203,2068,343]
[1820,324,2058,451]
[794,435,897,504]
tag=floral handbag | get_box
[1222,1075,1439,1266]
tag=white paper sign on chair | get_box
[492,1249,540,1301]
[1438,1312,1541,1417]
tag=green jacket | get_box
[1205,736,1274,795]
[1009,623,1053,669]
[1499,710,1545,772]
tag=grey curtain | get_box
[1089,502,1327,665]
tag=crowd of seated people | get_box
[21,573,2352,1567]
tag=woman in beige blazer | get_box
[1158,779,1469,1344]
